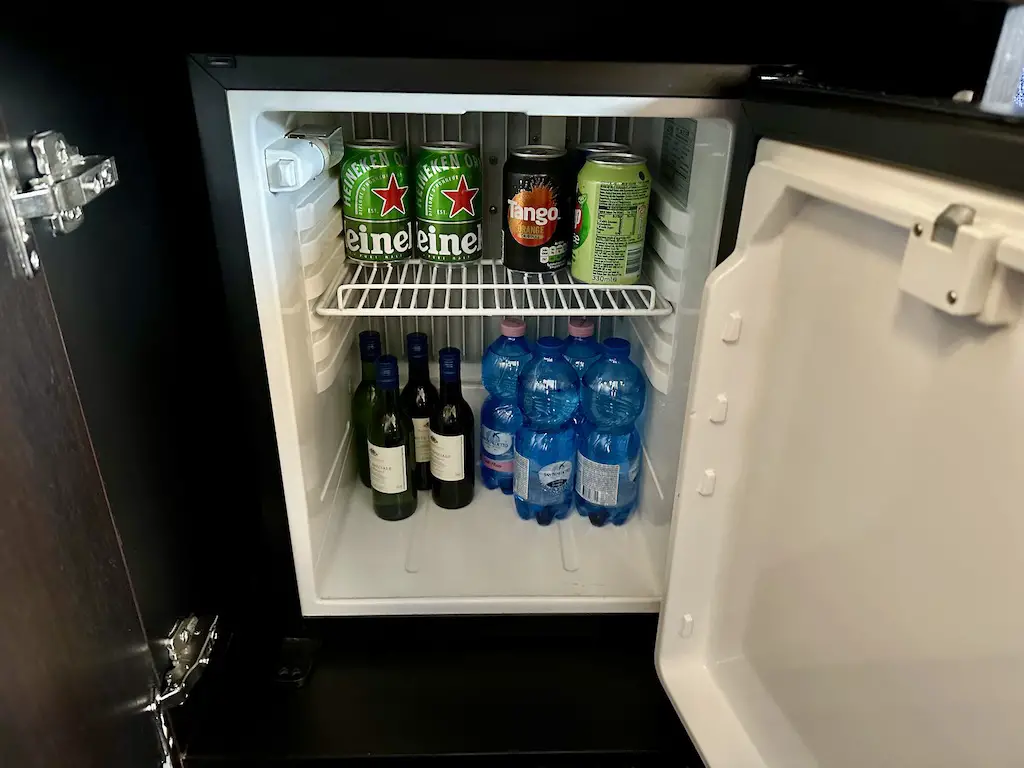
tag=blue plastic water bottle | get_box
[480,318,533,493]
[576,338,647,526]
[562,317,602,425]
[513,336,579,525]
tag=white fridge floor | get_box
[316,472,662,612]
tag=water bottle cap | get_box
[500,317,527,337]
[567,317,594,338]
[536,336,564,353]
[439,347,461,381]
[406,332,428,361]
[376,355,399,389]
[359,330,382,362]
[602,337,631,356]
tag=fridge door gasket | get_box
[656,137,1024,767]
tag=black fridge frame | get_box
[178,53,1024,763]
[187,54,1024,632]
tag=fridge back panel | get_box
[658,139,1024,767]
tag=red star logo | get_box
[441,175,479,218]
[371,173,408,216]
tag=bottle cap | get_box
[500,317,527,337]
[359,330,381,362]
[406,332,429,361]
[438,347,461,382]
[536,336,565,353]
[567,317,594,338]
[376,355,399,390]
[602,337,631,357]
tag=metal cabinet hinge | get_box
[0,129,118,280]
[155,614,219,710]
[143,614,217,767]
[151,697,177,768]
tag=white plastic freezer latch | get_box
[899,204,1021,324]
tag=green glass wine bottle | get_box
[400,332,439,491]
[429,347,475,509]
[368,355,418,521]
[351,330,382,488]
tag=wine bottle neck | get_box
[439,379,462,400]
[407,358,430,382]
[380,387,401,409]
[361,360,376,381]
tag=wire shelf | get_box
[315,259,673,318]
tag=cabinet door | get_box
[656,135,1024,767]
[0,150,168,764]
[0,46,184,766]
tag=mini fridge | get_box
[3,29,1024,767]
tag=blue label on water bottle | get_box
[538,460,573,491]
[481,426,513,457]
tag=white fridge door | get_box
[656,139,1024,768]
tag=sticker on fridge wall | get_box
[412,417,432,463]
[659,118,696,209]
[430,431,465,482]
[369,442,408,494]
[576,452,618,506]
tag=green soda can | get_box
[414,141,483,264]
[340,139,413,265]
[571,152,652,285]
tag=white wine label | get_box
[576,452,618,506]
[538,460,572,491]
[412,417,431,463]
[429,431,465,482]
[369,441,407,495]
[513,450,529,499]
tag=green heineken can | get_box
[414,141,483,264]
[340,139,413,265]
[571,152,651,285]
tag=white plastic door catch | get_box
[899,204,1021,324]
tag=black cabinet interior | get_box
[178,615,701,765]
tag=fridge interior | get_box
[228,92,736,615]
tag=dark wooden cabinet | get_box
[1,14,1019,763]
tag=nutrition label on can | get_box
[594,183,650,283]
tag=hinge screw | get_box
[946,290,958,305]
[488,156,498,165]
[489,205,497,214]
[913,223,923,236]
